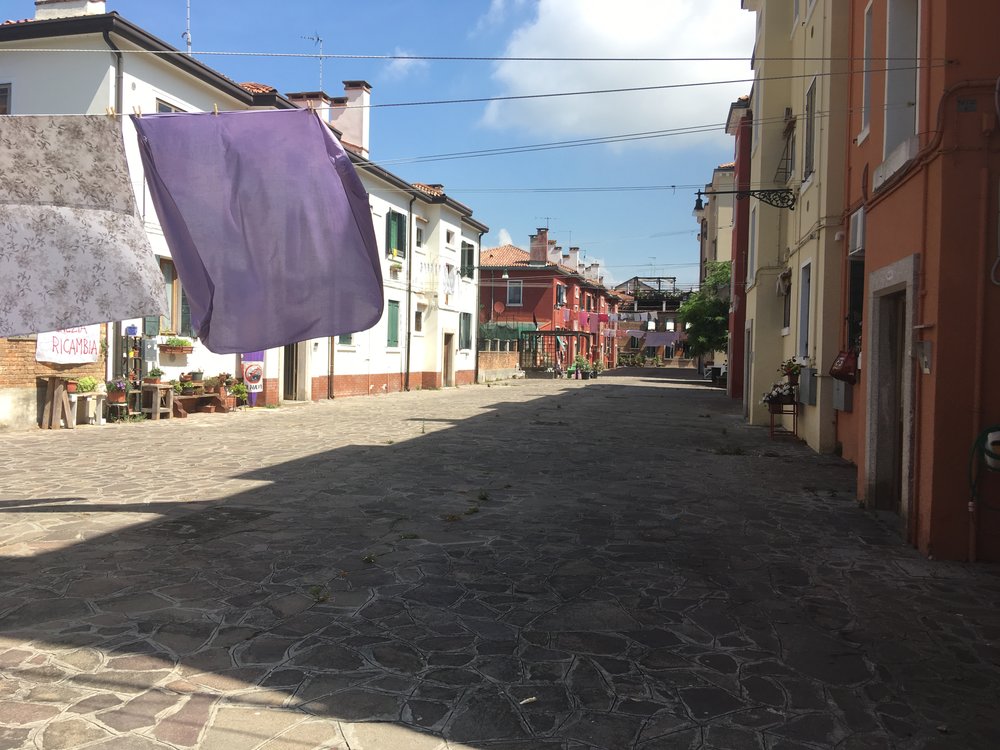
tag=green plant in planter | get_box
[171,380,182,395]
[147,367,164,378]
[592,360,606,373]
[229,382,249,402]
[164,336,192,348]
[573,354,590,371]
[76,375,100,392]
[203,376,220,389]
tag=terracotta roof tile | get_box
[481,245,529,267]
[240,82,277,95]
[2,18,35,26]
[716,161,736,169]
[412,182,444,197]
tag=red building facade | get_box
[838,1,1000,561]
[480,229,619,369]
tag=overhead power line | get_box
[0,47,947,63]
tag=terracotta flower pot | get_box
[107,390,127,404]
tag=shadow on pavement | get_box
[1,376,999,749]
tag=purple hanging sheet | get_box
[132,108,383,354]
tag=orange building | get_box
[838,1,1000,560]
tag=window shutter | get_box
[397,212,407,259]
[387,301,399,347]
[386,211,395,257]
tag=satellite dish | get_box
[493,301,506,314]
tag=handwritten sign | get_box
[35,325,101,364]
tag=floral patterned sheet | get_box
[0,115,166,337]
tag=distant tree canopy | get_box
[678,261,731,357]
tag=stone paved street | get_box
[1,370,999,750]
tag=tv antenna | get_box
[303,33,324,91]
[181,0,191,55]
[535,216,558,230]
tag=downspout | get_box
[969,167,991,562]
[404,194,416,391]
[104,30,124,382]
[473,231,484,385]
[328,336,335,399]
[103,31,123,115]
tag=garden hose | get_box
[967,425,1000,512]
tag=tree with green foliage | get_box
[678,261,731,357]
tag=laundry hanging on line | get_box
[133,107,383,354]
[0,115,166,338]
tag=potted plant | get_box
[76,376,100,393]
[762,381,796,413]
[217,373,233,399]
[159,336,193,355]
[106,377,129,404]
[592,360,605,378]
[203,376,220,393]
[188,369,204,382]
[779,357,802,385]
[171,380,183,395]
[229,381,248,406]
[144,367,163,384]
[180,381,198,395]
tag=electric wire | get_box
[0,47,947,63]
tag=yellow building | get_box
[741,0,849,451]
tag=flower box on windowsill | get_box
[159,344,193,355]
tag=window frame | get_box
[385,210,407,259]
[459,313,472,350]
[556,285,567,306]
[337,333,354,346]
[798,262,812,358]
[414,308,424,334]
[803,78,817,180]
[506,279,523,307]
[156,99,184,114]
[415,226,423,248]
[860,1,874,140]
[0,83,10,115]
[747,207,757,286]
[158,258,193,336]
[460,242,475,279]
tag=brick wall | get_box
[259,378,279,406]
[0,335,106,387]
[311,375,329,401]
[456,369,474,386]
[420,372,440,389]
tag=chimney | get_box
[328,80,371,159]
[35,0,105,19]
[286,91,333,121]
[529,228,548,263]
[567,247,581,270]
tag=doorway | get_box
[283,343,300,400]
[866,255,918,534]
[443,333,455,387]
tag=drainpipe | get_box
[104,30,124,381]
[473,231,484,385]
[404,193,416,391]
[969,168,991,562]
[328,336,335,399]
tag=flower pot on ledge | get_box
[159,344,193,355]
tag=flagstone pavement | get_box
[1,369,999,750]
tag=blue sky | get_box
[11,0,755,286]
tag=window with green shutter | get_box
[387,300,400,347]
[385,210,407,259]
[338,333,353,345]
[460,242,475,278]
[459,313,472,350]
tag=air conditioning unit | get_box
[848,207,865,258]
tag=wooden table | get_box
[140,383,174,420]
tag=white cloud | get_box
[383,48,429,81]
[496,228,513,246]
[474,0,530,34]
[481,0,755,150]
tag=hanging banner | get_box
[35,325,101,363]
[242,360,264,393]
